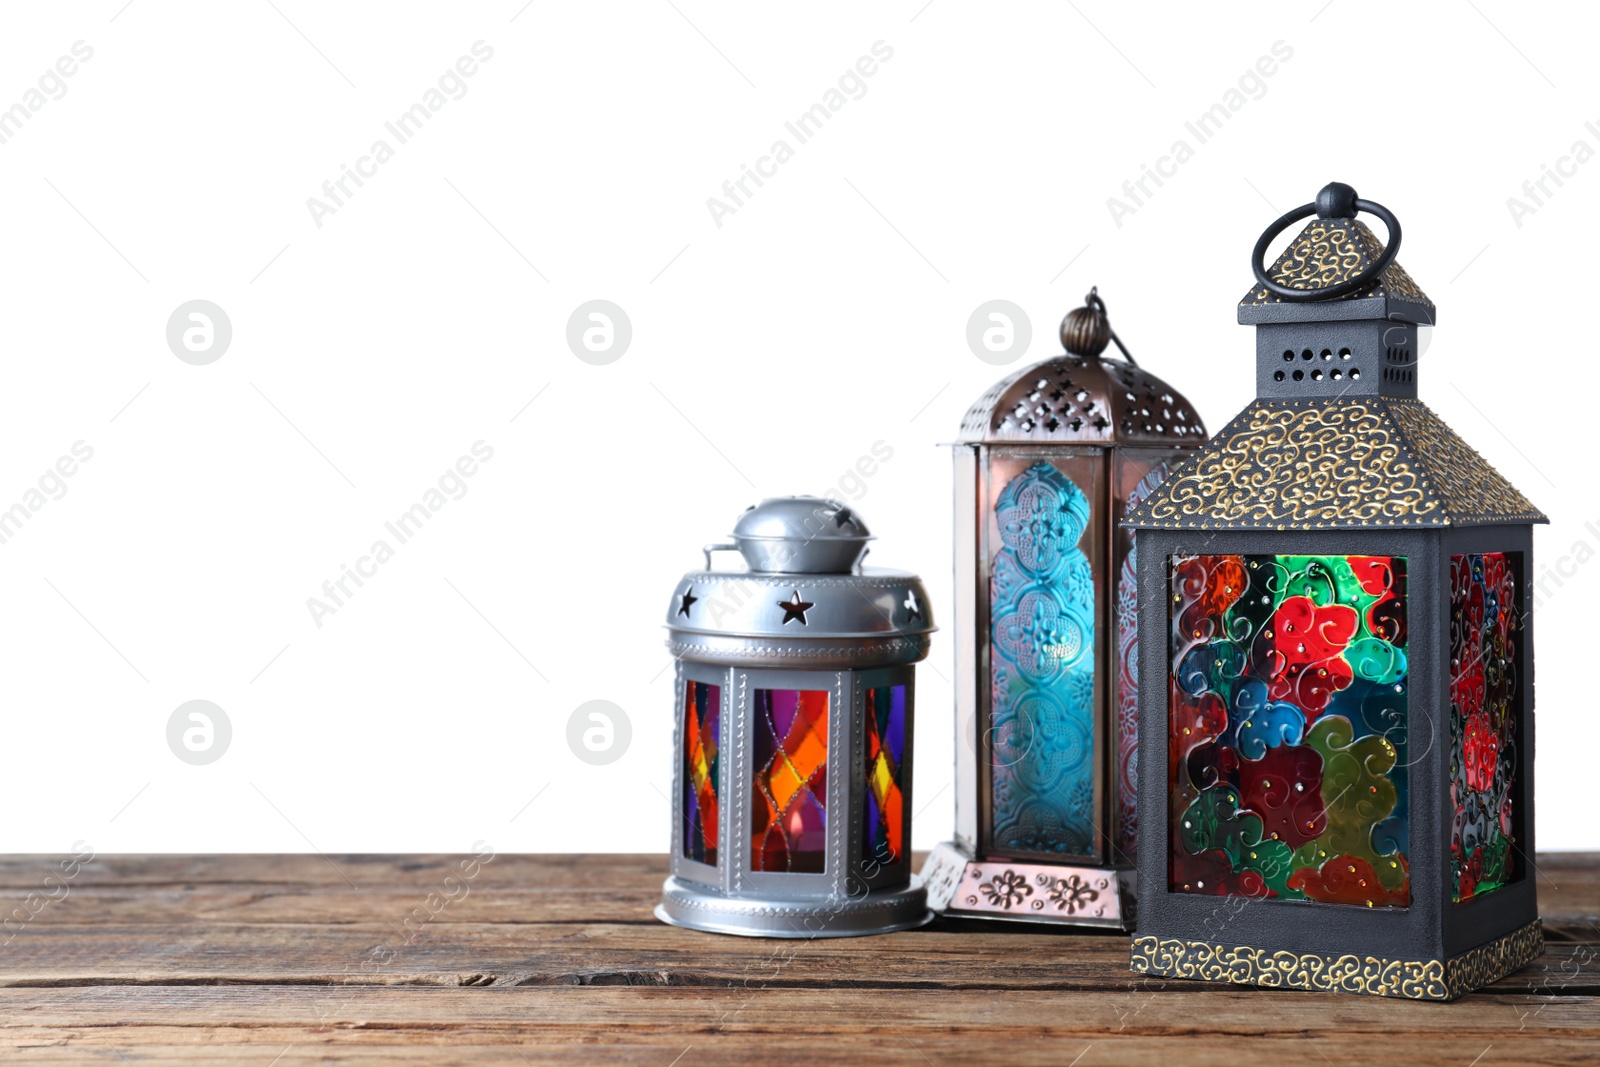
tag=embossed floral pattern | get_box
[978,869,1032,910]
[1044,873,1100,914]
[989,462,1096,858]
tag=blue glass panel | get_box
[989,461,1096,856]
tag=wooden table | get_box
[1,853,1596,1064]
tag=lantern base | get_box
[655,875,932,938]
[919,841,1135,930]
[1129,919,1544,1001]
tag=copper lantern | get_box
[921,289,1206,928]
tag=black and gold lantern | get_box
[1126,183,1546,998]
[920,289,1206,928]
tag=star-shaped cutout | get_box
[677,586,698,618]
[777,590,814,625]
[830,507,856,529]
[903,589,922,623]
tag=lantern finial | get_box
[1315,180,1359,219]
[1060,286,1139,366]
[1059,289,1111,358]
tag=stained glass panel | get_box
[989,461,1097,857]
[1450,552,1523,903]
[752,688,829,873]
[1168,554,1411,907]
[863,685,907,869]
[681,680,720,865]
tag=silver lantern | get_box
[920,288,1207,929]
[657,496,935,937]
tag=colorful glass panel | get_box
[681,680,721,865]
[1450,552,1522,903]
[1168,554,1411,907]
[863,684,907,869]
[990,462,1097,857]
[752,688,829,873]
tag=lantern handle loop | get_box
[1085,287,1139,368]
[1250,182,1402,302]
[702,542,740,570]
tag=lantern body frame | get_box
[1130,525,1540,998]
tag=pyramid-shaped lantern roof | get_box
[1128,182,1543,531]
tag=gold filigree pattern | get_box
[1130,920,1542,1001]
[1128,400,1546,529]
[1271,220,1366,292]
[1388,399,1546,524]
[1241,219,1434,309]
[1444,920,1547,997]
[1131,401,1439,528]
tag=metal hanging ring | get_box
[1250,192,1402,302]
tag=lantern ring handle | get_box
[702,542,740,570]
[1250,190,1402,302]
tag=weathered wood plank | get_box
[3,853,1594,930]
[0,854,661,892]
[1,922,1595,995]
[3,1036,1589,1067]
[1,986,1597,1066]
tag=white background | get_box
[1,1,1594,856]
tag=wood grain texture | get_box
[0,853,1595,1065]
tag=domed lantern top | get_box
[727,496,873,574]
[957,288,1206,445]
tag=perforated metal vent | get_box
[958,355,1205,445]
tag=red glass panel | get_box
[681,680,720,865]
[863,685,907,870]
[1450,552,1523,902]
